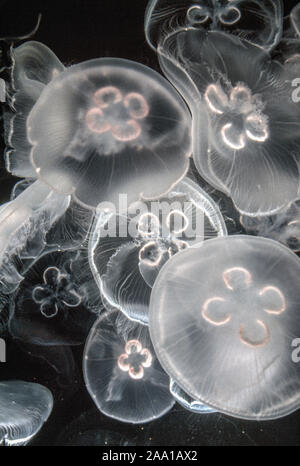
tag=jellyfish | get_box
[83,309,175,424]
[157,29,300,215]
[240,200,300,252]
[5,41,191,209]
[145,0,283,53]
[149,235,300,420]
[0,180,69,294]
[170,380,216,414]
[9,250,96,346]
[0,380,53,446]
[11,179,94,252]
[89,177,227,324]
[4,41,65,178]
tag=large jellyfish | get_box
[5,40,191,209]
[157,29,300,215]
[83,310,175,424]
[145,0,283,52]
[0,380,53,446]
[149,235,300,420]
[89,177,227,324]
[0,180,69,294]
[9,250,96,346]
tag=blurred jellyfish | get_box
[9,250,96,346]
[0,180,69,294]
[149,235,300,420]
[89,177,227,324]
[240,200,300,252]
[170,380,216,414]
[145,0,283,52]
[5,40,191,209]
[4,41,65,177]
[83,310,175,424]
[0,380,53,446]
[157,29,300,215]
[11,179,94,252]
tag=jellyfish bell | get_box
[149,235,300,420]
[89,177,227,325]
[0,380,53,446]
[83,309,175,424]
[158,29,300,216]
[11,53,191,209]
[145,0,283,52]
[4,41,65,178]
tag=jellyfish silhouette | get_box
[83,310,174,423]
[150,235,300,420]
[157,29,300,215]
[5,40,191,209]
[145,0,283,52]
[0,180,69,294]
[0,380,53,446]
[89,177,227,324]
[9,250,96,346]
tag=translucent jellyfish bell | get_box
[4,41,65,177]
[158,29,300,216]
[0,380,53,446]
[149,235,300,420]
[89,177,227,324]
[0,180,69,293]
[145,0,283,52]
[83,310,175,423]
[17,53,191,209]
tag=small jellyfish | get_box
[240,200,300,252]
[83,310,175,424]
[149,235,300,420]
[0,180,69,294]
[89,177,227,324]
[170,380,216,414]
[158,29,300,215]
[9,250,96,346]
[0,380,53,446]
[145,0,283,52]
[6,41,191,209]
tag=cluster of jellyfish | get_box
[0,0,300,446]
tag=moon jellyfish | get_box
[83,310,175,423]
[145,0,283,52]
[9,250,96,346]
[89,177,226,324]
[170,380,216,414]
[158,29,300,215]
[11,179,94,252]
[150,235,300,420]
[9,43,191,208]
[0,180,69,293]
[240,200,300,252]
[0,380,53,446]
[4,41,65,178]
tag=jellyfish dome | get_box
[89,177,227,324]
[150,235,300,420]
[83,310,175,424]
[0,380,53,446]
[8,44,191,209]
[158,29,300,216]
[145,0,283,52]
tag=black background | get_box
[0,0,299,446]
